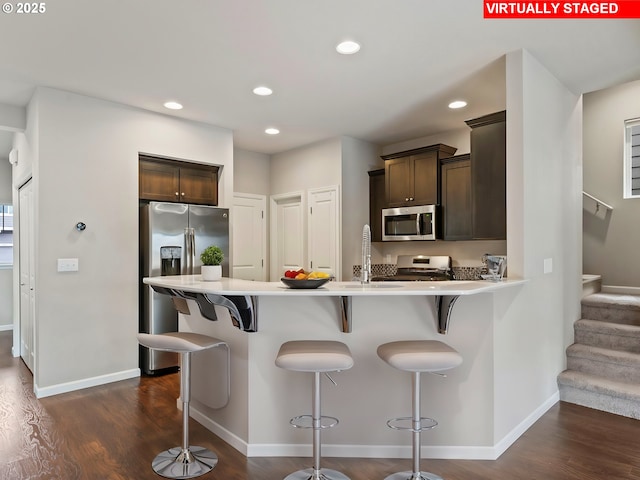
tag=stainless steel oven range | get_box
[373,255,453,281]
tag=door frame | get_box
[14,178,35,374]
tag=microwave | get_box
[382,205,438,241]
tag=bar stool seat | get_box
[275,340,354,480]
[138,332,229,479]
[377,340,462,480]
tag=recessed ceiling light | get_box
[164,101,183,110]
[448,100,467,109]
[265,128,280,135]
[336,40,361,55]
[253,86,273,96]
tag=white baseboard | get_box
[34,368,140,398]
[602,285,640,295]
[490,391,559,460]
[0,324,13,332]
[189,405,250,456]
[190,392,560,460]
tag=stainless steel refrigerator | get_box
[139,201,229,375]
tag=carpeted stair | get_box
[558,293,640,419]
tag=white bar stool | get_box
[275,340,354,480]
[137,332,229,479]
[377,340,462,480]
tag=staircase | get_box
[558,292,640,419]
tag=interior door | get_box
[308,186,340,279]
[19,179,34,372]
[270,192,304,281]
[232,193,266,280]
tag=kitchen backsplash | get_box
[352,264,488,280]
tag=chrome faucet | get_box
[361,224,371,284]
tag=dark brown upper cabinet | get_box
[465,111,506,240]
[139,155,219,205]
[368,168,386,242]
[382,144,457,208]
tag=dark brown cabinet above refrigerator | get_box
[381,143,457,208]
[139,155,220,205]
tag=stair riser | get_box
[574,330,640,354]
[582,305,640,326]
[559,385,640,420]
[567,356,640,383]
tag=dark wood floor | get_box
[2,330,640,480]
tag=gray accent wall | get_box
[583,80,640,288]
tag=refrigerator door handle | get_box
[189,227,196,275]
[184,227,192,275]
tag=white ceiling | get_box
[0,1,639,155]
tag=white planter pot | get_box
[201,265,222,281]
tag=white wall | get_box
[233,148,270,195]
[341,136,381,279]
[0,269,11,329]
[381,127,471,157]
[583,80,640,288]
[270,137,342,195]
[495,49,582,442]
[0,153,11,202]
[15,87,233,395]
[0,150,12,329]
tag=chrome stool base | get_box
[151,445,218,479]
[284,467,351,480]
[383,471,443,480]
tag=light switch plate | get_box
[58,258,79,272]
[543,258,553,274]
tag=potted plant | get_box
[200,245,224,281]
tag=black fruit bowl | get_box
[280,277,331,289]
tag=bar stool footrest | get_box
[290,414,339,429]
[386,416,438,432]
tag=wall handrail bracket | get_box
[582,191,613,213]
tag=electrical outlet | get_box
[57,258,79,272]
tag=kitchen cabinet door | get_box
[384,157,412,207]
[368,169,385,242]
[382,143,457,208]
[179,165,218,205]
[441,155,472,240]
[466,111,506,240]
[411,151,438,205]
[139,159,180,202]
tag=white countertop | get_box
[143,275,525,297]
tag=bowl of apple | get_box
[281,269,332,289]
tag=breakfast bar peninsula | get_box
[143,275,540,461]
